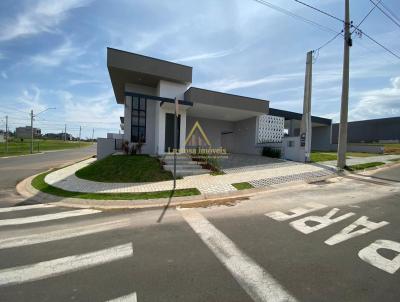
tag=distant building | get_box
[15,126,41,139]
[43,133,73,140]
[332,117,400,144]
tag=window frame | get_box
[131,96,147,143]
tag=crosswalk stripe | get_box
[180,209,298,302]
[0,204,55,213]
[107,292,137,302]
[0,219,131,249]
[0,209,101,227]
[0,243,133,287]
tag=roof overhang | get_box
[185,87,269,114]
[187,103,263,122]
[107,48,193,104]
[269,108,332,126]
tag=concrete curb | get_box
[16,169,339,210]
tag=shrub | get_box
[262,147,281,158]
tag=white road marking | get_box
[0,243,133,286]
[325,216,389,245]
[107,292,137,302]
[180,208,298,302]
[290,208,355,234]
[0,219,130,249]
[0,209,101,227]
[0,204,55,213]
[358,239,400,274]
[265,202,327,221]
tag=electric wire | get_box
[294,0,344,23]
[252,0,340,34]
[351,0,382,34]
[370,0,400,29]
[356,28,400,59]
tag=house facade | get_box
[105,47,336,160]
[107,48,274,156]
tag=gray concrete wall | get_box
[231,117,261,155]
[186,116,234,148]
[331,117,400,143]
[97,138,116,160]
[142,99,157,154]
[312,125,332,151]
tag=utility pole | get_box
[64,124,67,141]
[337,0,351,169]
[79,126,81,147]
[5,115,8,153]
[300,51,313,162]
[92,128,94,141]
[30,110,34,154]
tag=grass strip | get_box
[32,172,200,200]
[345,162,385,171]
[232,182,254,190]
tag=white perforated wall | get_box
[257,115,284,143]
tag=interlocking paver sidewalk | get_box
[44,157,336,194]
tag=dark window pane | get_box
[132,126,138,142]
[139,98,146,110]
[132,116,138,126]
[139,116,145,126]
[132,110,139,117]
[132,97,139,110]
[138,127,146,142]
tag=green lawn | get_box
[0,139,93,157]
[345,162,385,171]
[32,172,200,200]
[232,182,254,190]
[311,151,379,162]
[75,155,174,183]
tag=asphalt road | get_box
[0,145,96,204]
[0,164,399,301]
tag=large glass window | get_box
[131,96,146,143]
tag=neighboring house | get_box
[106,48,333,158]
[15,126,41,139]
[43,133,73,140]
[331,117,400,144]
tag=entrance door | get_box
[165,113,180,152]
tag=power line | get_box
[314,30,344,52]
[379,1,400,24]
[357,28,400,59]
[252,0,340,34]
[294,0,344,23]
[351,0,382,34]
[370,0,400,29]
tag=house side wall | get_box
[231,117,261,155]
[186,116,234,148]
[311,125,332,151]
[331,117,400,143]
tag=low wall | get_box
[97,138,117,160]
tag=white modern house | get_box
[100,47,333,163]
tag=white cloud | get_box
[0,0,93,41]
[1,71,7,79]
[68,79,102,86]
[199,72,303,92]
[30,38,86,67]
[17,86,47,113]
[173,45,246,63]
[348,76,400,121]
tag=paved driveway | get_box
[220,153,298,174]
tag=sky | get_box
[0,0,399,139]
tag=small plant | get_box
[262,147,281,158]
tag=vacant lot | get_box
[0,139,93,157]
